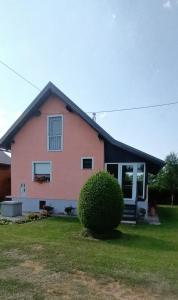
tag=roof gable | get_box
[0,82,164,170]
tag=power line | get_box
[87,100,178,114]
[1,58,178,115]
[0,59,40,91]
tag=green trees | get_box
[157,153,178,206]
[78,171,123,234]
[150,152,178,206]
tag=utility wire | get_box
[87,101,178,114]
[1,58,178,114]
[0,59,40,91]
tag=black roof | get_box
[0,82,164,172]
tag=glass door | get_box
[106,162,145,202]
[121,165,134,200]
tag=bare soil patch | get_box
[0,258,172,300]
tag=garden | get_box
[0,206,177,299]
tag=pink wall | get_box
[11,96,104,200]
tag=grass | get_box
[0,206,178,299]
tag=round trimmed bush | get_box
[78,171,123,233]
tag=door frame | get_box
[105,162,146,204]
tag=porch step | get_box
[121,220,136,225]
[122,214,136,221]
[122,204,137,224]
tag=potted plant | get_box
[149,198,157,216]
[64,206,75,216]
[42,205,54,216]
[34,175,50,183]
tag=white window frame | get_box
[32,161,52,182]
[47,114,63,152]
[81,157,94,170]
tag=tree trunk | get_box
[171,194,174,207]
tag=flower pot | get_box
[150,207,156,217]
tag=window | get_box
[32,162,51,183]
[106,164,118,179]
[136,163,145,199]
[81,157,93,169]
[122,165,134,199]
[39,200,46,209]
[48,115,63,151]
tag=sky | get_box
[0,0,178,160]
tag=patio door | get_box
[106,163,145,203]
[119,163,137,202]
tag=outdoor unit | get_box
[1,201,22,217]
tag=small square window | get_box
[81,158,93,169]
[39,200,46,210]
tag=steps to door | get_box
[121,204,137,224]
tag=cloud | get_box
[112,14,117,20]
[98,112,107,119]
[163,0,172,8]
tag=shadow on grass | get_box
[81,228,122,240]
[106,232,177,252]
[49,216,80,223]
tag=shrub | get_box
[43,205,53,212]
[149,185,178,206]
[64,206,75,216]
[27,213,41,221]
[78,171,123,233]
[81,228,122,240]
[43,205,53,215]
[0,219,11,225]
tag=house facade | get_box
[0,82,164,219]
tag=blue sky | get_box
[0,0,178,159]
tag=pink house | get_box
[0,82,164,221]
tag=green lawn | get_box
[0,206,178,299]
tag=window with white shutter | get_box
[47,115,63,151]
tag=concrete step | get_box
[122,214,136,219]
[122,216,136,221]
[123,209,136,214]
[122,204,137,223]
[121,220,136,225]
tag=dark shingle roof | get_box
[0,82,164,170]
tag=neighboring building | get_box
[0,151,11,200]
[0,82,164,220]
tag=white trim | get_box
[81,157,94,170]
[137,162,146,199]
[47,114,63,152]
[32,161,52,182]
[105,162,146,202]
[119,163,137,201]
